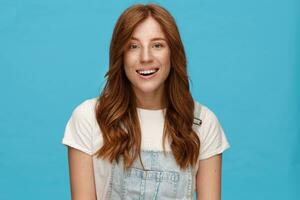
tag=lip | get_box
[135,67,159,71]
[136,67,159,80]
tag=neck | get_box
[133,87,166,110]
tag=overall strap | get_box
[193,102,202,127]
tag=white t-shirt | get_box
[61,97,230,199]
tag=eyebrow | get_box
[130,36,167,42]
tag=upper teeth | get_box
[137,69,158,74]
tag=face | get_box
[123,16,171,101]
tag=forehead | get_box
[131,17,166,40]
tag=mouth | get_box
[135,67,159,77]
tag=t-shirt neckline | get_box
[136,107,166,112]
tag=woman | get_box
[62,3,230,200]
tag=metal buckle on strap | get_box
[193,117,202,126]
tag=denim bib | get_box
[106,150,193,200]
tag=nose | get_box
[140,46,154,63]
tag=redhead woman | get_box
[62,3,230,200]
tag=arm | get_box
[68,146,97,200]
[196,153,222,200]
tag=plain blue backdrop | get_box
[0,0,299,199]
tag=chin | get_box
[137,88,158,94]
[133,84,162,94]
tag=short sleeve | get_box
[61,100,95,155]
[197,106,231,160]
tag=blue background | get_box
[0,0,299,199]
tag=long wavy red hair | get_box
[94,3,200,170]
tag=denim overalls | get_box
[106,150,193,200]
[105,105,202,200]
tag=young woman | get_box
[62,3,230,200]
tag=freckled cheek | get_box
[155,52,171,66]
[124,53,139,70]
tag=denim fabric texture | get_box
[106,150,193,200]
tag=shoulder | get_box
[68,97,99,139]
[193,100,220,127]
[193,100,231,160]
[62,97,99,155]
[72,97,98,118]
[193,100,224,141]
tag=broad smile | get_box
[135,67,159,79]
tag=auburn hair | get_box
[94,3,200,170]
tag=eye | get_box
[129,43,139,49]
[153,43,164,49]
